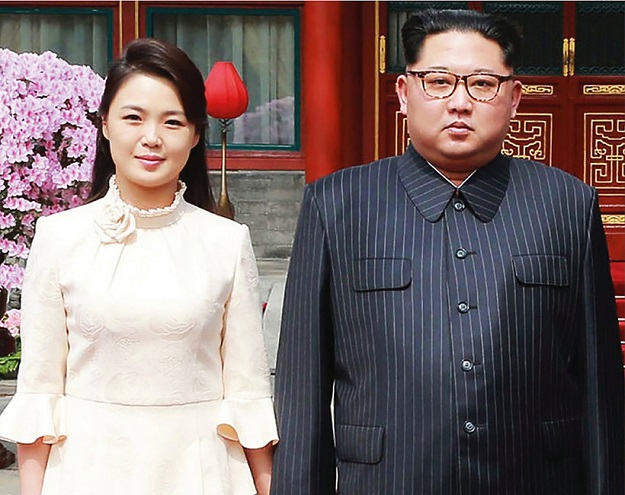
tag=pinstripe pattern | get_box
[272,145,624,495]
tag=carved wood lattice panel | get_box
[502,113,553,165]
[583,113,625,192]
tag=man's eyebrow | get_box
[421,66,501,74]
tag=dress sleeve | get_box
[0,215,68,445]
[216,224,278,449]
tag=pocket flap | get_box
[352,258,411,291]
[335,424,384,464]
[512,255,569,287]
[540,417,581,459]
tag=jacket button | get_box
[461,359,473,371]
[464,421,476,434]
[457,302,470,313]
[453,200,465,212]
[455,248,468,259]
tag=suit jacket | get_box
[272,146,624,495]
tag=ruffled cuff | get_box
[217,397,279,449]
[0,393,66,444]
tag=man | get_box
[272,9,624,495]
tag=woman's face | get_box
[102,73,199,208]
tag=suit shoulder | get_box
[308,155,400,195]
[509,158,595,200]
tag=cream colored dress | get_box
[0,179,278,494]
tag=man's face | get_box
[396,31,522,179]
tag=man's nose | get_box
[446,80,473,113]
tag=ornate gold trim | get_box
[569,37,575,76]
[583,85,625,95]
[562,38,569,77]
[379,35,386,74]
[374,1,379,160]
[601,214,625,225]
[118,0,123,54]
[135,1,139,39]
[521,85,554,95]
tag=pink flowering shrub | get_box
[0,308,21,376]
[1,309,20,338]
[0,48,104,293]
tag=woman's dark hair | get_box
[88,38,215,212]
[402,9,523,69]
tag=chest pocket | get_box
[351,258,412,292]
[512,254,569,287]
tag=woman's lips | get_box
[136,156,164,168]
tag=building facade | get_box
[1,2,623,365]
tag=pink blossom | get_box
[0,213,16,229]
[0,48,104,294]
[0,264,25,291]
[1,309,21,337]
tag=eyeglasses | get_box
[405,70,514,102]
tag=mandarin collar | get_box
[94,177,188,244]
[397,145,510,223]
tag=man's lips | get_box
[445,121,473,130]
[445,121,473,135]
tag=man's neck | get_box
[426,161,477,188]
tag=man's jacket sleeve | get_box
[580,192,624,494]
[271,184,336,494]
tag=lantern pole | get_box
[217,118,235,219]
[204,61,248,221]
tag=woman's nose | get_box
[141,125,161,147]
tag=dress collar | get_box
[397,144,510,223]
[95,176,187,244]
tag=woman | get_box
[0,38,277,495]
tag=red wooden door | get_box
[376,1,625,261]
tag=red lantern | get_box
[204,62,249,119]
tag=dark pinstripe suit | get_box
[272,145,624,495]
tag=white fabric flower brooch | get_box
[95,201,137,244]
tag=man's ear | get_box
[396,75,409,115]
[510,79,523,118]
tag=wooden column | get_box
[303,1,343,183]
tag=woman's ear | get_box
[102,118,110,140]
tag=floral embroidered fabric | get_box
[0,186,278,494]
